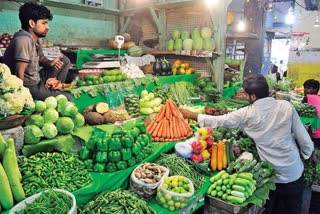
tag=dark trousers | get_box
[263,174,304,214]
[27,55,72,101]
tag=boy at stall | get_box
[303,79,320,146]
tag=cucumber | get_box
[232,185,245,192]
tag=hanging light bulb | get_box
[237,18,246,32]
[314,13,320,27]
[285,6,295,25]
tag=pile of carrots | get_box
[146,99,193,142]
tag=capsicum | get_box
[106,162,117,172]
[137,134,150,146]
[116,161,128,170]
[132,143,142,156]
[122,135,134,148]
[93,162,105,172]
[79,146,90,160]
[121,148,132,161]
[136,153,145,163]
[109,137,122,151]
[95,151,108,163]
[86,138,96,150]
[97,136,110,152]
[108,150,121,163]
[84,159,93,169]
[127,157,136,167]
[129,127,140,139]
[136,123,147,134]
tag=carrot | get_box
[165,103,172,119]
[152,120,162,138]
[154,137,160,142]
[171,117,178,138]
[170,100,183,119]
[168,119,173,139]
[161,119,168,138]
[222,142,227,169]
[210,143,218,171]
[156,106,165,122]
[175,117,181,138]
[183,120,191,133]
[167,100,179,118]
[177,119,187,137]
[160,137,164,142]
[157,120,166,138]
[149,121,158,134]
[217,141,224,171]
[147,121,155,131]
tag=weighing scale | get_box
[81,35,125,69]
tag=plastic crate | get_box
[76,49,126,69]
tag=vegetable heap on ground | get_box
[79,122,153,172]
[19,152,92,196]
[293,102,318,118]
[0,134,25,211]
[0,63,35,117]
[15,189,73,214]
[147,99,192,142]
[79,189,155,214]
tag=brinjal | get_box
[153,59,162,75]
[161,59,168,74]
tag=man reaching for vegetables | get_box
[180,73,315,214]
[3,2,72,101]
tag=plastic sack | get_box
[156,176,195,211]
[9,189,76,214]
[129,163,169,198]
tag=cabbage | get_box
[61,102,78,118]
[193,38,203,50]
[56,117,74,134]
[57,98,68,114]
[181,31,190,40]
[42,123,58,139]
[167,39,174,51]
[200,27,212,39]
[56,94,68,105]
[191,28,201,40]
[44,96,57,109]
[203,38,215,51]
[35,101,46,113]
[172,30,181,40]
[25,114,44,128]
[74,113,85,127]
[24,125,44,145]
[43,109,59,123]
[183,39,193,50]
[174,39,183,51]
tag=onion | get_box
[0,44,4,48]
[1,40,7,45]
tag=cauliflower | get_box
[20,87,35,110]
[0,93,25,116]
[0,63,11,81]
[0,74,23,94]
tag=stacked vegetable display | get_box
[167,27,215,51]
[171,60,194,75]
[139,90,162,115]
[0,33,12,48]
[147,99,192,142]
[0,134,25,211]
[79,122,153,172]
[207,171,256,205]
[77,69,127,87]
[293,102,318,118]
[124,94,140,117]
[0,63,35,117]
[19,152,92,196]
[24,95,85,145]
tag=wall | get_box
[0,0,119,46]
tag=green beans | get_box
[16,189,73,214]
[155,153,205,189]
[19,152,92,196]
[79,190,155,214]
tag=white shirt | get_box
[198,97,314,183]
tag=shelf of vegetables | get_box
[0,62,284,214]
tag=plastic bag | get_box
[129,163,169,198]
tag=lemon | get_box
[177,176,184,182]
[159,197,166,204]
[174,202,181,208]
[171,181,178,188]
[167,200,174,206]
[162,183,169,189]
[164,194,172,201]
[178,182,183,187]
[169,206,175,211]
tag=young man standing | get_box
[3,2,71,100]
[181,73,314,214]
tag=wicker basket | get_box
[275,91,291,101]
[0,114,30,130]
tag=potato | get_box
[84,112,104,125]
[94,102,109,114]
[103,111,116,123]
[83,105,94,114]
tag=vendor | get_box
[180,73,314,214]
[302,79,320,146]
[3,2,72,101]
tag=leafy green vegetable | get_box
[35,101,46,113]
[25,114,44,128]
[24,125,44,145]
[56,117,74,134]
[43,109,59,123]
[44,96,57,109]
[42,123,58,139]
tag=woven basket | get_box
[275,91,291,101]
[0,114,30,130]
